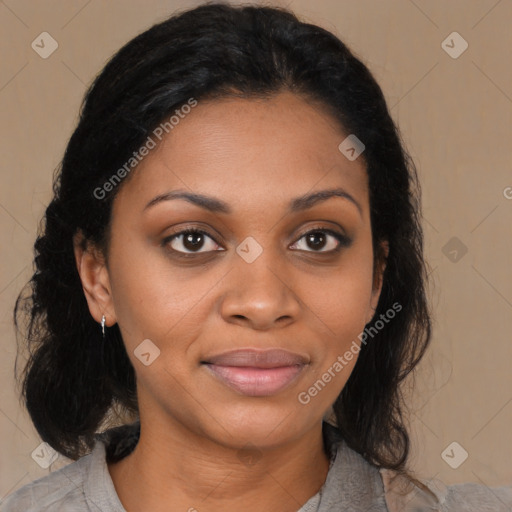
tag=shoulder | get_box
[441,482,512,511]
[322,422,512,512]
[380,468,512,512]
[0,443,102,512]
[0,422,139,512]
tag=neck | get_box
[108,416,331,512]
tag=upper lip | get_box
[202,349,309,368]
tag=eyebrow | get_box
[144,187,362,216]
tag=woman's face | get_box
[85,91,384,449]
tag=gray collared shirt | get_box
[1,422,511,511]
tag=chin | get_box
[206,403,310,450]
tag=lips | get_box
[202,349,309,396]
[203,349,309,368]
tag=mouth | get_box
[201,348,309,397]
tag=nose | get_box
[219,248,301,331]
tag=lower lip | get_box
[203,364,305,396]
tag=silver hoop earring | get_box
[101,315,106,338]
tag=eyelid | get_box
[162,222,223,242]
[294,223,347,240]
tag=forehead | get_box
[114,91,369,217]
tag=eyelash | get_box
[161,225,351,258]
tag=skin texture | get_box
[74,90,386,512]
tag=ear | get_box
[73,230,117,327]
[366,240,389,324]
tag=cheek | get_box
[305,253,375,338]
[297,271,373,409]
[299,243,375,386]
[305,277,372,388]
[322,274,373,326]
[108,245,227,360]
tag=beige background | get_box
[1,0,511,501]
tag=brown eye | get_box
[290,229,351,253]
[164,229,222,254]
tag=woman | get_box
[3,3,511,511]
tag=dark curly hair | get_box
[14,1,431,470]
